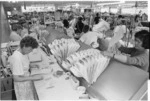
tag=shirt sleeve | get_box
[79,34,86,42]
[11,55,24,75]
[126,52,149,70]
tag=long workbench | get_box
[31,63,82,100]
[34,29,148,100]
[79,60,148,100]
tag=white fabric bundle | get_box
[80,31,101,47]
[62,49,110,84]
[48,38,80,62]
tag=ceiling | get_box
[2,1,115,7]
[2,1,148,9]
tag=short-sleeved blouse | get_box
[9,50,35,100]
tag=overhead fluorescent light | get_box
[97,2,121,6]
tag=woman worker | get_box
[9,36,43,100]
[102,30,149,72]
[9,24,22,42]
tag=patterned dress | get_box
[10,50,35,100]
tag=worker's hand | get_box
[91,42,99,48]
[102,51,114,58]
[32,74,43,81]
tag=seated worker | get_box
[63,18,75,38]
[80,17,111,48]
[94,13,100,24]
[75,17,84,34]
[102,30,149,72]
[80,26,110,48]
[75,17,90,39]
[9,36,43,100]
[9,24,22,42]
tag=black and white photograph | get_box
[0,0,149,100]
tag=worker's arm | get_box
[13,74,43,82]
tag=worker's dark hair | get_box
[96,13,99,17]
[118,15,124,19]
[63,19,69,28]
[20,36,38,49]
[78,17,83,21]
[82,25,89,33]
[135,30,150,49]
[134,15,141,22]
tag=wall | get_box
[0,2,11,43]
[0,2,2,44]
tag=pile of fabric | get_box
[62,49,110,84]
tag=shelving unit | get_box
[1,61,16,100]
[1,76,16,100]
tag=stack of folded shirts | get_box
[62,49,110,84]
[48,38,80,62]
[62,49,100,70]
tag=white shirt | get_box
[9,50,30,76]
[92,19,110,33]
[80,31,102,47]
